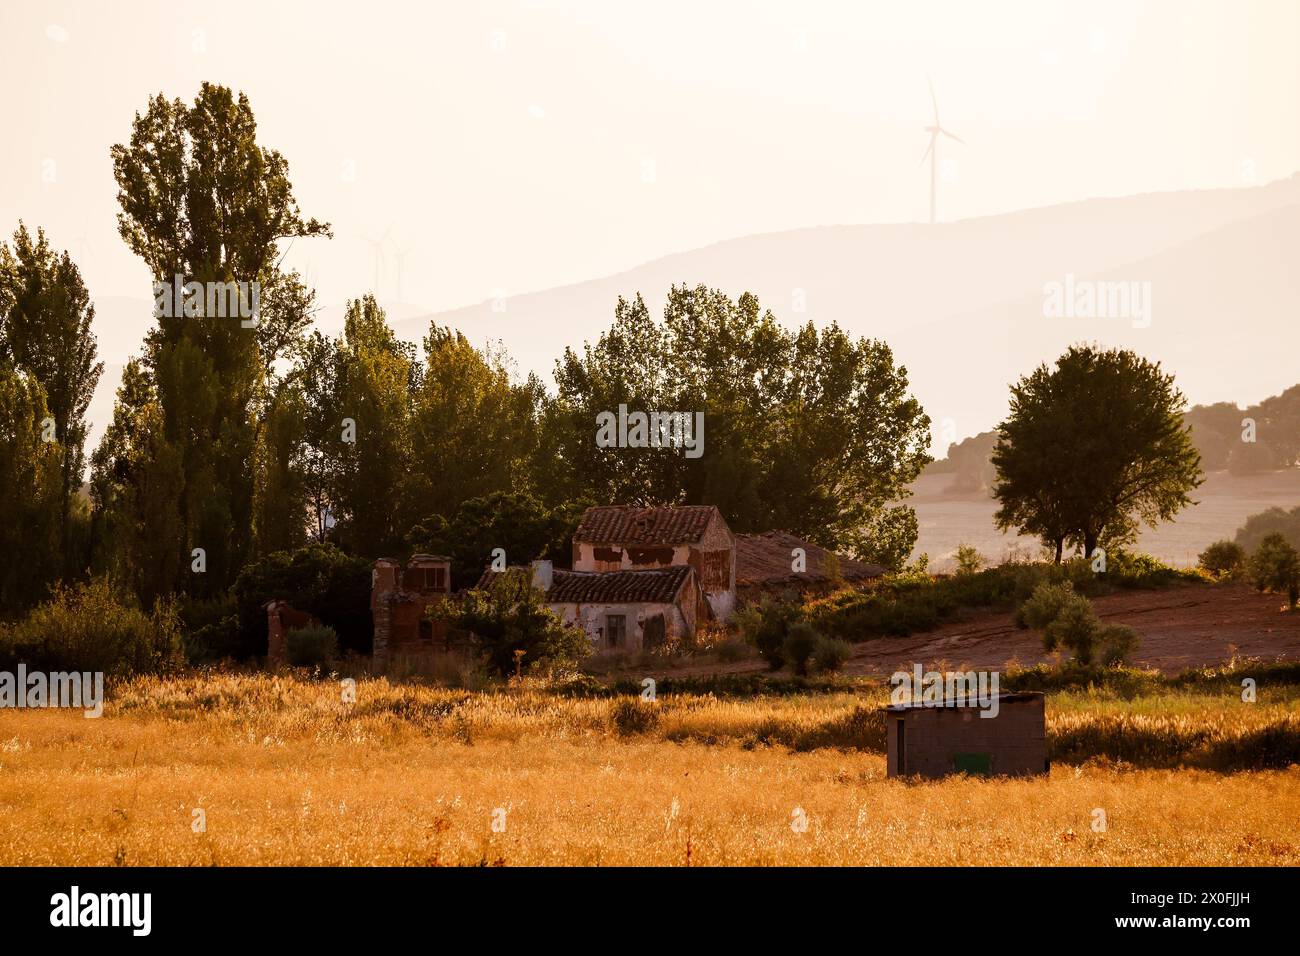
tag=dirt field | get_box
[650,582,1300,680]
[910,468,1300,570]
[849,583,1300,677]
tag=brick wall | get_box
[886,696,1047,778]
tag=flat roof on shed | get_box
[879,691,1044,712]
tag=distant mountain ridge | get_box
[85,174,1300,461]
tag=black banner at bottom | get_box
[0,866,1284,941]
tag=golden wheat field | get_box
[0,673,1296,866]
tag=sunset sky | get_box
[3,0,1298,338]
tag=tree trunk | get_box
[1054,539,1063,564]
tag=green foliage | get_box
[1041,595,1102,663]
[232,544,372,659]
[406,327,551,519]
[106,83,330,597]
[1015,580,1139,666]
[407,491,589,590]
[1234,505,1300,554]
[329,295,418,558]
[89,359,184,608]
[0,223,102,585]
[781,621,821,676]
[1247,533,1300,608]
[954,544,986,575]
[1102,550,1202,588]
[0,578,181,675]
[735,592,802,670]
[1198,540,1247,578]
[992,345,1203,562]
[549,285,930,569]
[803,552,1194,646]
[0,362,62,617]
[434,569,589,676]
[285,623,339,668]
[1096,623,1140,666]
[1016,580,1086,630]
[811,635,853,673]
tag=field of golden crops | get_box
[0,673,1296,866]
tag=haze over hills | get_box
[85,174,1300,458]
[391,172,1300,446]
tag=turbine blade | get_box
[920,139,934,165]
[941,128,965,145]
[928,77,939,124]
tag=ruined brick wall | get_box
[265,601,318,668]
[689,511,735,621]
[886,697,1047,779]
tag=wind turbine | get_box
[391,238,417,303]
[920,78,964,224]
[70,233,94,263]
[363,224,393,297]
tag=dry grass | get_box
[0,673,1296,865]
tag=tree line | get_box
[0,83,933,633]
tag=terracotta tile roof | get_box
[735,531,885,588]
[573,505,720,545]
[476,565,694,605]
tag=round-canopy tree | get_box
[992,345,1202,563]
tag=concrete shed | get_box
[882,692,1048,779]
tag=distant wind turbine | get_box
[363,224,393,296]
[920,78,964,224]
[391,238,417,303]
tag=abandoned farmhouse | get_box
[266,503,881,669]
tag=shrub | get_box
[610,697,659,736]
[1042,598,1102,663]
[433,569,590,676]
[0,578,181,675]
[735,592,802,670]
[1017,581,1139,666]
[1198,540,1246,578]
[1247,533,1300,608]
[954,544,986,575]
[1103,551,1200,589]
[811,635,852,673]
[781,622,821,676]
[1015,581,1086,630]
[285,623,339,668]
[1096,623,1140,666]
[714,636,751,663]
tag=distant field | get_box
[909,469,1300,570]
[0,674,1296,866]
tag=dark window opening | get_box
[606,614,626,648]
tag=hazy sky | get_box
[3,0,1299,344]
